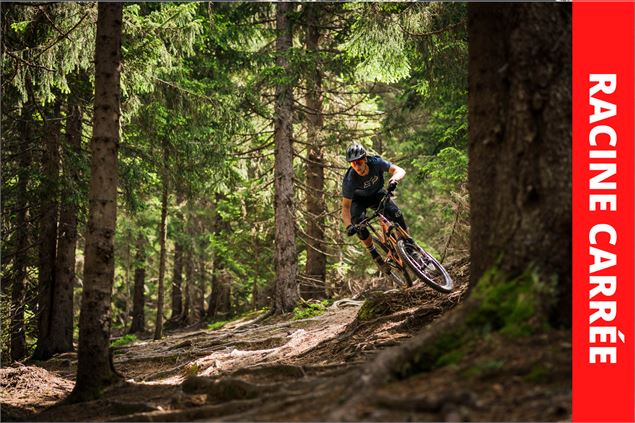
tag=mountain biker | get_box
[341,143,409,270]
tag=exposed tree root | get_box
[182,376,272,402]
[374,389,478,412]
[236,308,275,328]
[231,363,306,381]
[328,297,479,420]
[108,398,260,422]
[9,269,494,422]
[138,364,189,382]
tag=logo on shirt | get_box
[363,175,379,189]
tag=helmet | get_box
[346,143,367,162]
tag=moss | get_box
[464,359,506,379]
[434,348,464,368]
[110,334,137,348]
[357,292,393,321]
[467,265,554,338]
[293,300,330,320]
[208,320,228,330]
[525,364,549,383]
[403,331,467,376]
[401,265,556,378]
[182,362,200,377]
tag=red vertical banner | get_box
[573,2,635,422]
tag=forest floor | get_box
[1,259,571,422]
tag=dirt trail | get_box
[1,261,571,421]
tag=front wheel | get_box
[396,238,453,293]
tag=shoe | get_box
[373,255,394,275]
[372,255,390,273]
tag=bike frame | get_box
[356,191,454,293]
[358,194,410,270]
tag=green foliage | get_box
[414,147,467,193]
[122,3,203,107]
[342,4,411,83]
[111,334,138,348]
[10,20,30,33]
[293,300,330,320]
[2,3,470,357]
[3,3,97,107]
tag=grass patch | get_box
[111,334,137,348]
[208,320,229,330]
[293,300,330,320]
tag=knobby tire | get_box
[396,238,453,293]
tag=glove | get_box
[387,180,398,193]
[346,224,357,237]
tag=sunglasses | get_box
[351,158,365,166]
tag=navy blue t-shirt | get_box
[341,156,392,199]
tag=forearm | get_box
[389,165,406,182]
[341,197,353,227]
[342,206,352,227]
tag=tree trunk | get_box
[179,202,194,324]
[48,97,82,354]
[329,7,573,417]
[207,193,231,319]
[467,3,572,325]
[129,233,146,334]
[32,99,61,361]
[273,2,298,314]
[170,190,185,320]
[154,156,169,340]
[302,3,327,300]
[196,256,207,321]
[181,247,193,324]
[10,103,33,361]
[208,270,232,320]
[170,242,183,320]
[70,2,123,402]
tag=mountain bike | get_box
[354,190,454,293]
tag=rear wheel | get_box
[372,236,412,288]
[396,238,453,293]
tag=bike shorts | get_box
[350,190,407,240]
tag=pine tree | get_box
[272,2,298,313]
[69,2,123,402]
